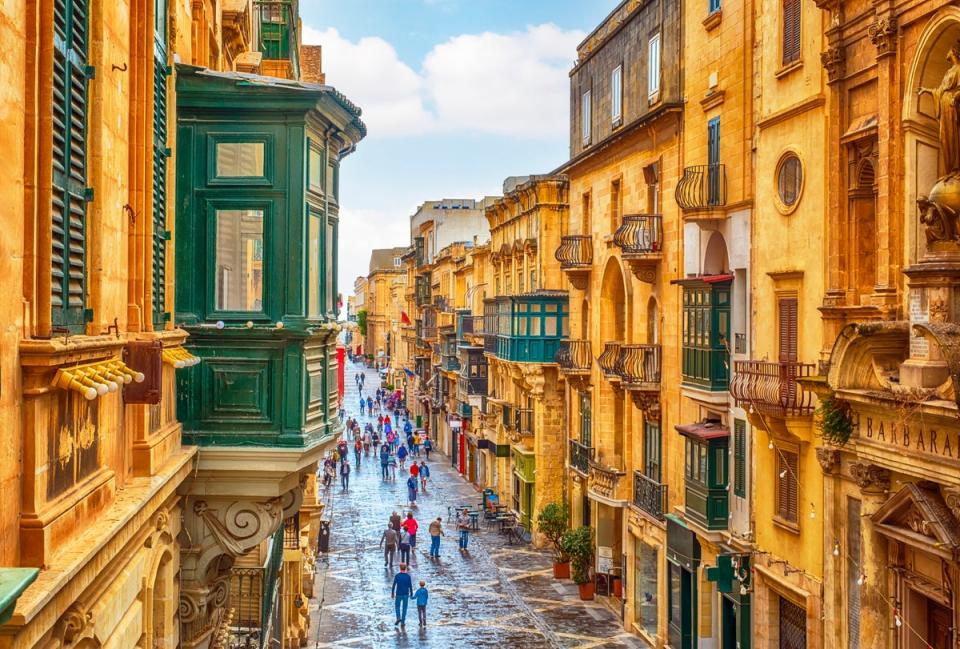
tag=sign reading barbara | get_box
[859,416,960,462]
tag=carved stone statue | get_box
[919,42,960,178]
[917,42,960,246]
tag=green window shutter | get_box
[52,0,89,330]
[733,418,746,498]
[152,40,168,326]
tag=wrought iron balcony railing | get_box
[555,235,593,269]
[616,344,661,388]
[283,513,300,549]
[730,360,817,417]
[633,471,667,520]
[613,215,662,255]
[569,439,593,474]
[556,339,592,373]
[598,342,622,378]
[675,164,727,210]
[515,407,533,435]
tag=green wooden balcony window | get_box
[682,434,729,531]
[214,209,265,313]
[681,281,731,390]
[493,293,569,363]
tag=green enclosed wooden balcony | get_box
[415,275,432,306]
[678,422,729,531]
[512,447,536,483]
[174,65,364,449]
[681,277,731,391]
[491,292,569,364]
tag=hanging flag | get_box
[404,368,415,378]
[401,311,412,325]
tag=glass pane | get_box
[216,142,265,177]
[215,209,264,312]
[518,317,527,336]
[326,222,335,312]
[309,147,324,190]
[307,214,321,317]
[545,316,557,336]
[545,303,557,312]
[530,317,541,336]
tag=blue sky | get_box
[299,0,620,294]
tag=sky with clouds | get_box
[299,0,620,298]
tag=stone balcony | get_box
[555,235,593,289]
[612,215,662,283]
[587,461,627,503]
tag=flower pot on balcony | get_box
[553,561,570,579]
[578,581,595,600]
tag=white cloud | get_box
[337,207,413,289]
[302,26,433,136]
[302,23,584,139]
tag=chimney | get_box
[301,45,325,84]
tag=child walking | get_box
[414,581,429,627]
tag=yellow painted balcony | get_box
[597,342,622,382]
[730,360,817,418]
[612,215,662,283]
[555,339,592,375]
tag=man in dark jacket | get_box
[340,461,350,490]
[391,564,413,626]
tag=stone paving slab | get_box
[307,361,646,648]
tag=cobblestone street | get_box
[308,361,644,648]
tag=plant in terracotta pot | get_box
[561,526,595,600]
[536,502,571,579]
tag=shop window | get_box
[634,540,659,635]
[215,209,265,312]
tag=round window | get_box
[777,154,803,209]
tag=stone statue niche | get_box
[918,40,960,248]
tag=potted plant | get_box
[536,502,571,579]
[561,526,595,600]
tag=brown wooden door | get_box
[928,602,952,649]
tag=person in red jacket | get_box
[410,462,420,479]
[401,512,419,550]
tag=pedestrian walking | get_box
[338,405,345,422]
[323,461,335,488]
[340,460,351,490]
[423,437,432,460]
[397,445,408,470]
[401,512,419,550]
[388,456,397,481]
[380,525,398,567]
[428,517,444,557]
[410,461,420,480]
[390,511,402,532]
[398,528,412,565]
[414,581,429,627]
[379,445,390,480]
[419,462,430,491]
[457,510,470,550]
[406,474,418,508]
[359,396,366,415]
[412,431,421,457]
[392,564,413,627]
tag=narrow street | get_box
[308,360,643,648]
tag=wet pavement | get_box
[306,360,645,648]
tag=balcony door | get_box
[707,117,721,206]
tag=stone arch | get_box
[598,257,627,466]
[904,8,960,126]
[827,322,909,391]
[145,548,177,649]
[703,231,729,275]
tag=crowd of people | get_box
[323,369,482,629]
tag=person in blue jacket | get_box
[392,564,413,627]
[414,580,429,627]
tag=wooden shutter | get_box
[733,419,746,498]
[778,297,798,361]
[777,449,799,523]
[152,29,169,326]
[782,0,801,66]
[52,0,90,329]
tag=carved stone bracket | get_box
[52,603,95,647]
[850,462,891,493]
[868,16,897,57]
[519,365,546,399]
[820,46,845,84]
[179,482,305,649]
[630,391,661,419]
[815,447,841,474]
[944,487,960,523]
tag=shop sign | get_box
[859,415,960,462]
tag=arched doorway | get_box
[703,231,729,275]
[598,257,627,464]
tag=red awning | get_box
[670,273,735,286]
[675,422,730,440]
